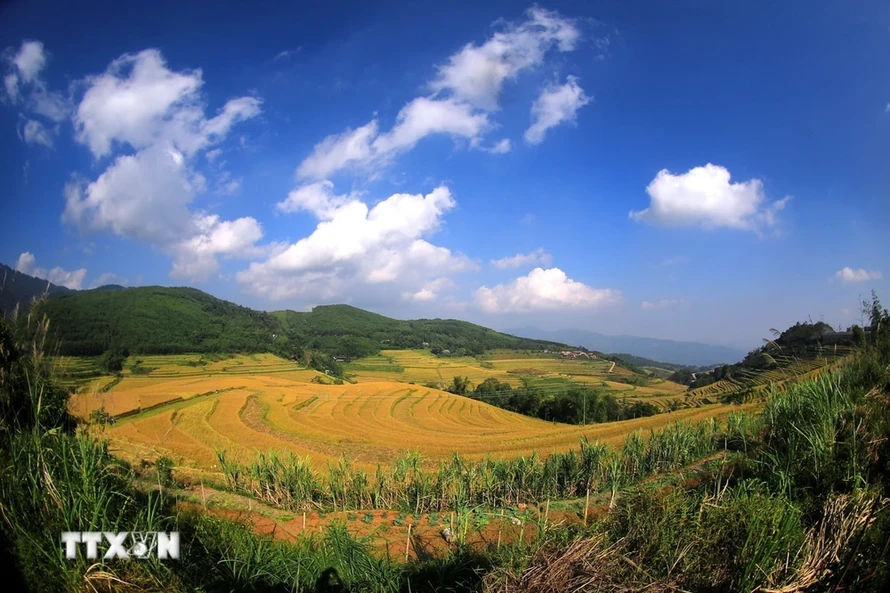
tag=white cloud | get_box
[834,267,883,283]
[641,299,685,310]
[491,248,552,269]
[274,48,301,61]
[217,178,242,196]
[19,118,53,147]
[629,164,791,232]
[487,138,512,154]
[296,98,488,180]
[429,7,580,110]
[170,215,264,281]
[474,267,621,313]
[14,252,34,273]
[296,7,582,180]
[15,252,87,290]
[2,39,69,142]
[524,76,590,145]
[276,179,360,218]
[205,148,222,162]
[3,73,18,101]
[63,146,199,243]
[403,278,455,302]
[11,41,46,84]
[62,48,263,281]
[239,184,477,302]
[30,86,68,122]
[372,97,489,155]
[297,120,378,179]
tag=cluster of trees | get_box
[445,376,660,425]
[669,319,865,389]
[33,287,280,356]
[274,305,567,359]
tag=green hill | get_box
[0,263,73,317]
[28,286,569,358]
[273,304,568,358]
[35,286,280,356]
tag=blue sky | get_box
[1,0,888,350]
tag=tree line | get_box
[443,376,661,425]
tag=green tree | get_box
[447,376,472,396]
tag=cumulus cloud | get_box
[474,267,621,313]
[239,184,477,302]
[834,267,883,283]
[296,7,582,180]
[429,7,580,110]
[641,299,685,310]
[403,278,455,303]
[491,248,552,269]
[524,76,590,145]
[73,49,260,159]
[629,164,791,232]
[276,179,361,218]
[15,252,87,290]
[297,98,489,179]
[61,48,264,281]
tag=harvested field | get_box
[75,374,751,473]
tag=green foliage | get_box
[155,456,175,488]
[0,316,74,434]
[35,286,281,356]
[468,377,657,425]
[31,287,573,362]
[274,303,568,359]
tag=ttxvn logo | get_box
[61,532,180,560]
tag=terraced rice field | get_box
[73,374,748,474]
[50,356,102,390]
[685,351,852,403]
[343,350,684,402]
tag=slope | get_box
[30,286,571,358]
[0,263,73,316]
[273,304,569,358]
[35,286,280,356]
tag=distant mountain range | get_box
[506,327,747,367]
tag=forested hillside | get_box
[34,287,281,355]
[28,287,569,358]
[273,304,567,359]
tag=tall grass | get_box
[216,415,736,513]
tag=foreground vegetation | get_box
[1,295,889,592]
